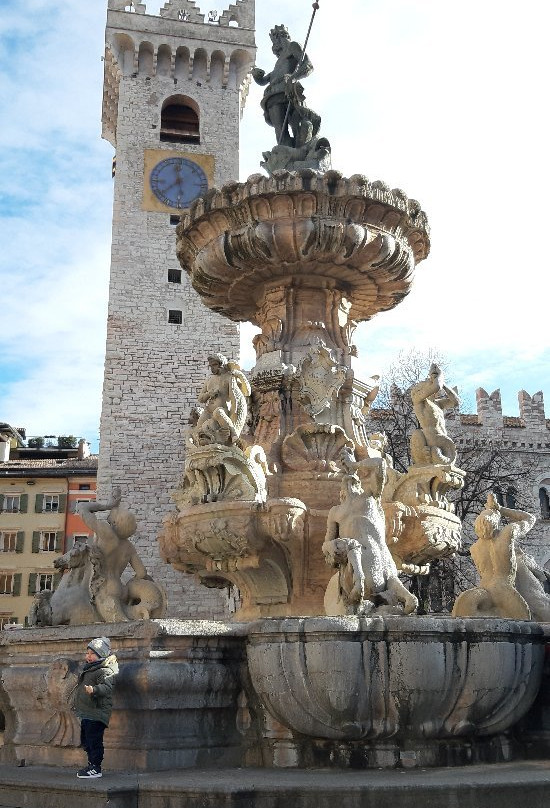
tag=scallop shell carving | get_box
[281,424,354,472]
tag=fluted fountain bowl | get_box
[176,171,430,324]
[247,616,544,747]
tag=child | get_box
[73,636,119,778]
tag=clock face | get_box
[149,157,208,209]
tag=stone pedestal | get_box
[0,618,547,772]
[0,622,246,771]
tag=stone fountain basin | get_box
[176,173,430,324]
[246,616,544,742]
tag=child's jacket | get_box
[72,654,119,727]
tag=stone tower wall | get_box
[98,0,255,618]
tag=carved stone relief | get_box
[296,345,348,419]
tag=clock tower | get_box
[98,0,256,617]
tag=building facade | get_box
[98,0,256,617]
[0,434,97,627]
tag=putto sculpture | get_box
[188,353,251,447]
[410,363,459,466]
[252,23,331,174]
[323,448,418,616]
[452,494,543,620]
[381,365,465,574]
[29,488,166,626]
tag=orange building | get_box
[66,476,97,550]
[0,429,97,626]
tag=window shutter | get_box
[13,573,22,596]
[58,494,67,514]
[53,572,63,590]
[27,574,37,596]
[19,494,28,513]
[0,494,4,511]
[35,494,44,513]
[55,532,64,552]
[16,532,24,553]
[32,532,40,553]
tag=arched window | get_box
[160,96,200,144]
[540,487,550,520]
[505,488,517,509]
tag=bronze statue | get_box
[252,24,330,175]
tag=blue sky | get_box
[1,0,548,450]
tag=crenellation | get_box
[475,387,503,428]
[518,390,546,431]
[108,0,146,12]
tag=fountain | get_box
[1,15,549,795]
[154,20,546,768]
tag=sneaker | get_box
[77,766,102,778]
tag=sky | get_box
[0,0,548,449]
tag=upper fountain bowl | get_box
[176,170,430,324]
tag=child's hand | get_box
[84,685,94,695]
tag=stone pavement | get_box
[1,761,550,808]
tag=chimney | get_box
[78,439,90,460]
[0,439,9,463]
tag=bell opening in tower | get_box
[160,99,200,144]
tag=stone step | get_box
[0,767,138,808]
[1,763,550,808]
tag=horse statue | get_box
[29,538,166,627]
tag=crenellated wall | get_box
[450,387,550,566]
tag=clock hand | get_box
[162,178,186,193]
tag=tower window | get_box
[160,102,200,144]
[168,310,183,325]
[505,488,517,509]
[540,487,550,520]
[168,268,182,284]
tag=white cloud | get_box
[0,0,549,451]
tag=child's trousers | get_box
[80,719,106,769]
